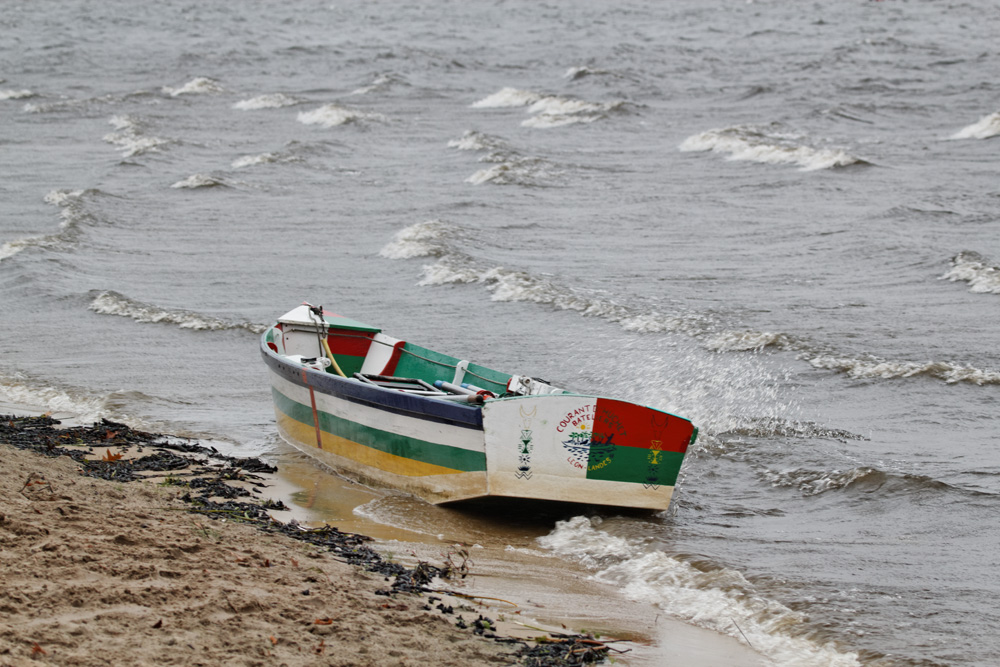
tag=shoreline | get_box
[0,406,764,666]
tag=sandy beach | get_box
[0,410,763,667]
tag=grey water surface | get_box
[3,1,999,664]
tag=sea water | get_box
[3,1,999,664]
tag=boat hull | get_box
[262,323,695,510]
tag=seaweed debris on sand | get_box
[0,415,622,666]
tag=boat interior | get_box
[264,305,566,403]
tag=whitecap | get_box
[950,111,1000,140]
[940,251,1000,294]
[170,174,228,189]
[471,87,543,108]
[807,355,1000,385]
[89,290,267,333]
[680,125,865,171]
[378,220,457,260]
[296,104,386,128]
[0,89,35,100]
[162,76,223,97]
[103,115,170,157]
[232,93,299,110]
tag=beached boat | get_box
[261,304,698,510]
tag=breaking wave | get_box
[231,151,301,169]
[170,174,230,189]
[382,223,1000,387]
[679,125,867,171]
[103,115,170,158]
[448,130,561,186]
[0,89,35,100]
[539,517,861,667]
[940,251,1000,294]
[808,355,1000,385]
[0,371,110,424]
[950,111,1000,140]
[88,290,267,334]
[350,73,406,96]
[563,66,609,80]
[162,77,223,97]
[381,221,709,336]
[378,219,459,260]
[232,93,300,110]
[471,86,625,128]
[297,104,386,128]
[1,189,100,263]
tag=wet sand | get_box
[0,406,763,666]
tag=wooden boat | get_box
[261,304,697,510]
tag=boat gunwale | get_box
[260,329,484,430]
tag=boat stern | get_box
[482,395,696,511]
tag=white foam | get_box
[680,126,864,171]
[232,93,299,110]
[564,66,607,80]
[539,517,861,667]
[103,115,169,157]
[170,174,226,189]
[705,330,795,352]
[378,220,456,259]
[162,77,223,97]
[940,251,1000,294]
[447,130,510,152]
[950,111,1000,140]
[349,73,400,96]
[0,371,109,424]
[89,290,267,334]
[297,104,386,127]
[231,152,300,169]
[807,355,1000,385]
[521,113,601,129]
[0,89,35,100]
[471,87,542,108]
[465,158,556,186]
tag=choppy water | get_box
[3,1,999,664]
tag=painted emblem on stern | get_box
[515,407,536,480]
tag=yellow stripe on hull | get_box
[277,411,464,477]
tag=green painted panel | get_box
[586,444,685,486]
[464,362,510,394]
[391,343,463,385]
[331,353,366,377]
[272,387,486,472]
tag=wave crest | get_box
[103,115,170,158]
[162,77,223,97]
[232,93,300,110]
[940,251,1000,294]
[297,104,386,128]
[680,125,867,171]
[89,290,267,334]
[171,174,229,189]
[0,89,35,100]
[539,516,861,667]
[950,111,1000,140]
[808,355,1000,385]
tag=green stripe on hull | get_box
[272,387,486,472]
[586,444,684,486]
